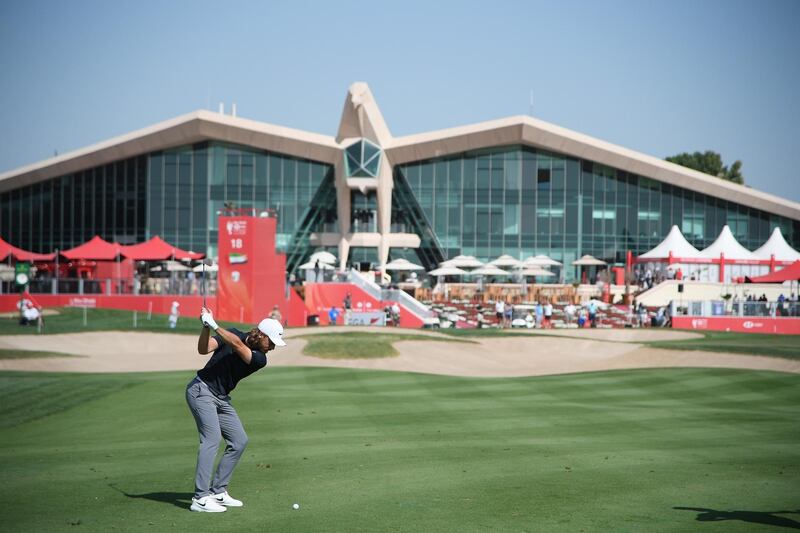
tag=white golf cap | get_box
[257,318,287,347]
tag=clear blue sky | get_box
[1,0,798,202]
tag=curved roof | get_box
[639,225,704,259]
[752,228,800,262]
[1,83,799,222]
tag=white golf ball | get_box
[292,503,300,510]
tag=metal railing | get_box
[2,277,217,297]
[676,300,800,318]
[347,268,383,301]
[382,288,433,319]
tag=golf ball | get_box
[292,503,300,510]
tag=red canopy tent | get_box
[60,235,121,260]
[0,237,56,261]
[120,236,204,260]
[745,260,800,283]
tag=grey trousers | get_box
[185,377,249,499]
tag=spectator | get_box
[525,311,535,329]
[637,302,647,328]
[588,301,598,328]
[564,303,576,325]
[343,292,352,324]
[577,308,587,328]
[503,301,513,328]
[391,302,401,327]
[494,299,505,327]
[169,301,180,329]
[543,300,553,329]
[535,301,544,329]
[269,305,282,323]
[328,306,340,325]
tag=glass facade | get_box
[0,142,333,259]
[1,141,798,283]
[397,145,800,279]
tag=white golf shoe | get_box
[212,491,243,507]
[190,495,227,512]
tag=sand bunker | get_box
[0,327,796,377]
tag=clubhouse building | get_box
[1,83,798,282]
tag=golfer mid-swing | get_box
[186,306,286,512]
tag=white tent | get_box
[638,225,703,259]
[753,227,800,262]
[700,225,759,260]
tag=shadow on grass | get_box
[674,506,800,529]
[110,484,192,510]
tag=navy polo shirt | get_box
[197,328,267,396]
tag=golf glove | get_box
[201,312,219,331]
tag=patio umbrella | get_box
[385,258,425,271]
[524,255,563,267]
[309,251,337,264]
[191,263,218,273]
[572,255,607,266]
[572,255,607,284]
[469,265,513,277]
[428,266,469,276]
[440,255,484,269]
[151,261,191,272]
[518,267,556,277]
[489,254,523,268]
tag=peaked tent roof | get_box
[745,260,800,283]
[0,237,56,261]
[752,228,800,262]
[700,225,759,260]
[639,225,704,259]
[61,236,121,261]
[120,236,204,260]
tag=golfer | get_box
[186,306,286,512]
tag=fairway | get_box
[1,366,799,532]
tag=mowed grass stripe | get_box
[1,367,799,532]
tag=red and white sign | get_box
[673,316,800,335]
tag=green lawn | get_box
[1,367,798,532]
[295,332,472,358]
[0,349,81,359]
[647,331,800,359]
[442,328,800,359]
[0,307,251,336]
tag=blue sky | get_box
[1,0,798,201]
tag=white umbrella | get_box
[524,255,563,267]
[309,251,337,264]
[441,255,484,269]
[151,261,190,272]
[191,263,218,273]
[489,254,523,268]
[572,255,607,266]
[469,265,513,277]
[299,261,335,270]
[385,258,425,271]
[518,267,556,277]
[428,266,469,276]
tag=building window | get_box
[344,139,382,178]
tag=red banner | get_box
[672,316,800,335]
